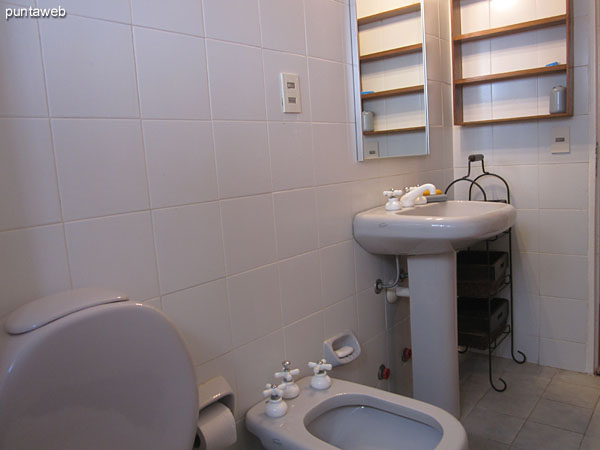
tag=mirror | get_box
[349,0,431,160]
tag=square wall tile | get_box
[491,122,539,165]
[538,116,593,165]
[356,288,386,343]
[312,123,353,185]
[134,28,210,119]
[259,0,306,54]
[278,251,322,325]
[41,0,131,22]
[460,0,490,34]
[540,297,588,343]
[305,0,347,62]
[220,194,277,275]
[52,119,149,221]
[40,15,139,117]
[284,312,325,378]
[539,338,587,372]
[268,122,315,191]
[535,0,566,18]
[0,8,48,116]
[513,209,539,253]
[490,0,535,28]
[273,189,318,259]
[491,78,538,120]
[153,203,225,295]
[262,50,311,122]
[143,120,218,208]
[131,0,203,35]
[308,58,348,123]
[0,225,71,318]
[539,163,588,209]
[539,209,588,255]
[462,84,492,122]
[227,264,281,347]
[461,40,491,79]
[320,241,356,307]
[206,40,266,120]
[316,184,354,247]
[203,0,261,46]
[65,212,159,301]
[490,31,537,74]
[0,119,61,231]
[233,331,284,416]
[213,121,271,199]
[539,253,588,301]
[324,296,358,338]
[162,280,232,365]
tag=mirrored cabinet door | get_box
[349,0,430,160]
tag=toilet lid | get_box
[4,288,128,335]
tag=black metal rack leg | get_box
[508,229,527,365]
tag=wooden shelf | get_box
[455,64,567,86]
[360,43,422,63]
[357,3,420,26]
[363,126,426,136]
[451,0,573,125]
[458,113,571,127]
[454,14,567,43]
[361,85,424,100]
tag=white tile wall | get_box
[0,2,594,444]
[0,119,61,231]
[40,16,139,117]
[452,0,596,374]
[134,28,210,119]
[52,119,149,221]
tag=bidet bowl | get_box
[246,377,468,450]
[353,200,516,255]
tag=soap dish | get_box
[323,331,361,367]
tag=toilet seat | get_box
[246,377,467,450]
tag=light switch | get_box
[551,126,570,154]
[364,140,379,159]
[280,73,301,113]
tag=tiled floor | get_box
[459,354,600,450]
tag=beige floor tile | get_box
[529,398,593,433]
[553,370,600,389]
[460,385,490,420]
[580,435,600,450]
[463,407,525,444]
[543,380,600,409]
[467,434,509,450]
[512,422,582,450]
[587,406,600,437]
[503,361,552,377]
[477,390,540,419]
[501,372,552,397]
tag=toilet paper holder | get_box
[197,375,235,413]
[194,376,236,449]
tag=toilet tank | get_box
[0,289,199,450]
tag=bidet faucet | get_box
[399,183,436,208]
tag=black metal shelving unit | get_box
[445,154,527,392]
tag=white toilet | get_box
[0,288,201,450]
[247,376,468,450]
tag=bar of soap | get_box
[426,194,448,203]
[335,346,354,358]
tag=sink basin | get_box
[353,200,516,417]
[353,200,516,255]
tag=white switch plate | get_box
[551,126,570,154]
[364,140,379,159]
[280,73,301,113]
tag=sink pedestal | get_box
[407,252,460,417]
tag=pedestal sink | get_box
[353,201,516,417]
